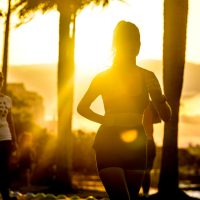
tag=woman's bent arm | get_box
[77,102,104,124]
[77,76,104,124]
[145,71,172,122]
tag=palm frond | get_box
[13,0,56,26]
[14,0,123,26]
[0,10,4,17]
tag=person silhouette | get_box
[0,72,18,200]
[77,21,171,200]
[142,101,161,197]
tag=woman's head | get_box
[113,21,141,58]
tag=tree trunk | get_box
[159,0,188,193]
[55,5,75,191]
[2,0,11,93]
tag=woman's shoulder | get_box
[136,66,160,84]
[88,69,110,89]
[136,66,155,76]
[93,68,112,81]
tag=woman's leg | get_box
[124,170,145,200]
[141,139,156,196]
[142,170,151,196]
[0,141,12,200]
[99,167,130,200]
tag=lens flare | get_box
[120,129,138,143]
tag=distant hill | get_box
[137,60,200,131]
[7,60,200,117]
[8,64,57,117]
[6,60,200,146]
[138,60,200,97]
[182,62,200,96]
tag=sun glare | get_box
[75,1,164,75]
[1,0,164,67]
[75,6,116,75]
[9,11,59,65]
[120,130,138,143]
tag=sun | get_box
[75,5,116,76]
[74,1,164,76]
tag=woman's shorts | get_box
[93,125,147,171]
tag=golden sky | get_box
[0,0,200,67]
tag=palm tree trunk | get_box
[55,6,75,191]
[159,0,188,193]
[2,0,11,93]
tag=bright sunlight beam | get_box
[75,1,164,75]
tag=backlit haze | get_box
[0,0,200,148]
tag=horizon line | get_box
[1,59,200,67]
